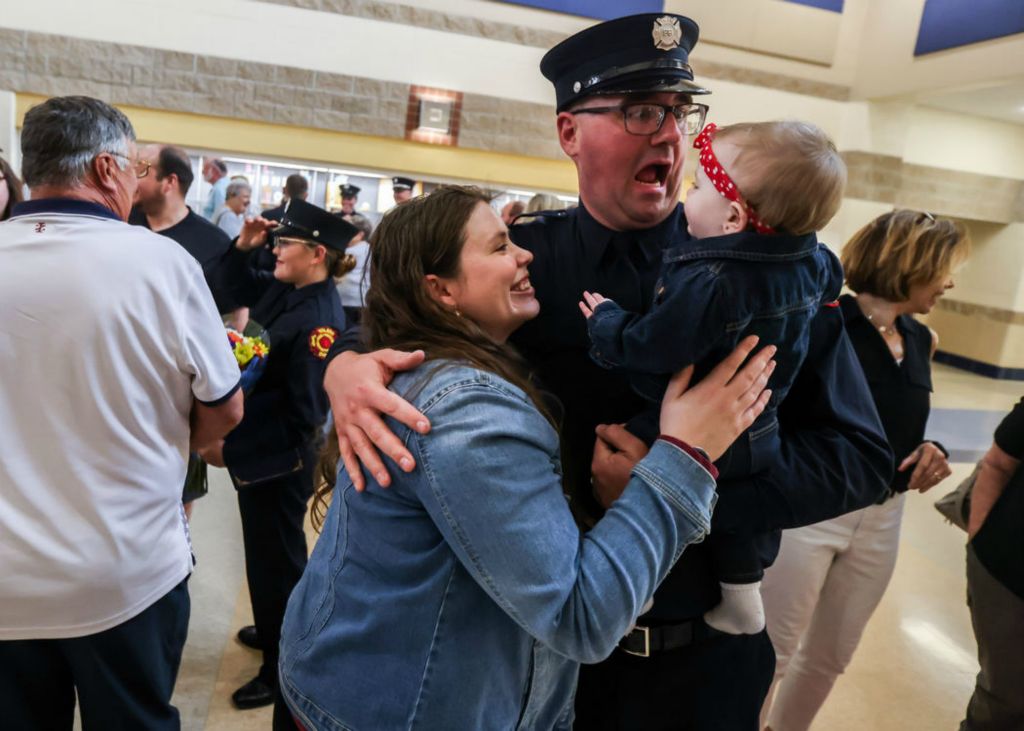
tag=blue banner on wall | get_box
[783,0,844,12]
[497,1,664,21]
[915,0,1024,55]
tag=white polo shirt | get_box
[0,199,240,639]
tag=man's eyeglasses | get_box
[571,102,708,137]
[108,152,152,179]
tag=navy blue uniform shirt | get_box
[510,202,893,619]
[219,246,345,487]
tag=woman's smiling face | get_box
[434,202,540,342]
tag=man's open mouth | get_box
[635,163,670,186]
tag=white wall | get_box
[820,197,892,254]
[853,0,1024,100]
[951,221,1024,311]
[903,107,1024,180]
[5,0,1023,122]
[692,77,847,134]
[5,1,1023,185]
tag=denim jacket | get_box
[587,230,843,473]
[279,362,717,730]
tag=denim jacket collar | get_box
[577,199,679,268]
[664,228,820,264]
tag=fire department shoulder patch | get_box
[309,327,337,360]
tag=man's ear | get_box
[722,201,749,235]
[424,274,458,310]
[90,153,121,194]
[556,112,581,159]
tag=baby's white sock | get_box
[703,581,765,635]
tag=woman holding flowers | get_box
[200,199,356,719]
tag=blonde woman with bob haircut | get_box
[760,209,971,731]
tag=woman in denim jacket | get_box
[278,186,775,731]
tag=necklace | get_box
[866,311,905,362]
[866,313,898,337]
[856,297,902,338]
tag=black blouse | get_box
[840,294,933,495]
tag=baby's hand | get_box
[578,291,608,319]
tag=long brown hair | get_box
[312,185,552,529]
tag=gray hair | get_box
[345,212,373,240]
[226,180,251,199]
[525,193,565,214]
[20,96,135,188]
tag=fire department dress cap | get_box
[540,13,709,112]
[274,198,358,252]
[339,184,360,198]
[392,176,415,191]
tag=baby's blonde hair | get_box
[714,120,846,235]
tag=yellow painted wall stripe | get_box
[15,93,579,194]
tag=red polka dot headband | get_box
[692,123,776,235]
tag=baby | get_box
[580,120,847,635]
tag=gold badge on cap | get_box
[652,16,682,51]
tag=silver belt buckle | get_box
[622,625,651,658]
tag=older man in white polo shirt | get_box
[0,96,243,729]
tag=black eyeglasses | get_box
[571,102,708,136]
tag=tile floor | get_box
[168,363,1020,730]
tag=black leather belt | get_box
[618,620,713,658]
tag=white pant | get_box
[761,493,906,731]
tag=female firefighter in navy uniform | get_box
[201,199,356,718]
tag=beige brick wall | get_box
[0,26,565,160]
[258,0,566,49]
[926,305,1024,370]
[843,151,1024,224]
[2,26,1018,213]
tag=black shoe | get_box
[236,624,262,650]
[232,676,275,710]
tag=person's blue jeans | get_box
[0,578,190,730]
